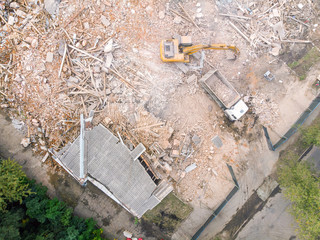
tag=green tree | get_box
[25,196,49,223]
[0,159,32,211]
[278,157,320,239]
[0,160,106,240]
[0,208,24,240]
[302,123,320,146]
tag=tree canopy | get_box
[302,124,320,146]
[278,159,320,239]
[278,121,320,239]
[0,158,105,240]
[0,158,31,212]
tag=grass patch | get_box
[288,61,299,69]
[142,192,193,235]
[287,47,320,80]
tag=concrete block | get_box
[101,15,110,27]
[186,74,197,84]
[46,52,54,62]
[8,16,15,25]
[175,62,189,74]
[173,139,180,147]
[171,149,180,158]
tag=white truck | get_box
[199,69,248,121]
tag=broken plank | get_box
[109,67,140,94]
[0,90,7,96]
[178,3,204,34]
[69,84,103,98]
[228,21,250,43]
[170,9,192,23]
[258,3,279,17]
[63,6,86,28]
[30,22,42,35]
[132,122,165,131]
[288,16,310,28]
[58,42,67,78]
[258,35,272,45]
[69,91,98,95]
[281,39,312,43]
[42,152,50,163]
[68,44,104,63]
[103,72,106,99]
[0,63,13,74]
[219,13,251,20]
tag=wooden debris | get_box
[58,43,67,78]
[281,39,312,43]
[222,1,314,53]
[228,21,250,43]
[132,122,165,131]
[69,83,103,98]
[258,3,279,17]
[0,0,316,177]
[288,16,310,27]
[0,90,7,97]
[30,22,42,35]
[63,6,86,28]
[219,13,251,20]
[178,3,204,35]
[170,9,192,23]
[103,72,106,100]
[68,44,104,63]
[42,152,50,162]
[108,67,140,94]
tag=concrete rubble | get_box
[218,0,315,56]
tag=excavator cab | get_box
[160,36,192,63]
[160,36,239,63]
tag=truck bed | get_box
[200,69,240,108]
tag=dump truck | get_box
[199,69,248,121]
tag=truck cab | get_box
[224,99,248,121]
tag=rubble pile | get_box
[0,0,167,152]
[0,0,196,153]
[247,93,280,127]
[218,0,316,57]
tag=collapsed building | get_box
[53,115,173,218]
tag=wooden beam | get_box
[219,13,251,20]
[288,16,310,27]
[228,21,250,43]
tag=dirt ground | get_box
[1,0,320,239]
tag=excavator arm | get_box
[183,44,240,56]
[160,36,240,63]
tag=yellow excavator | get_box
[160,36,240,63]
